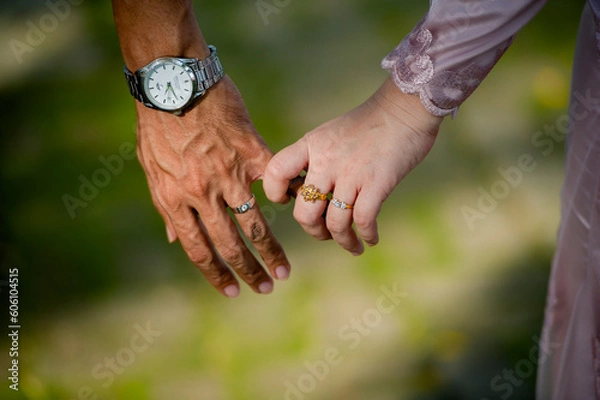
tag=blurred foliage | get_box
[0,0,586,399]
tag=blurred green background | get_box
[0,0,586,399]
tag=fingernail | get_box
[367,237,379,247]
[258,281,273,294]
[166,225,177,243]
[275,266,289,281]
[224,285,240,298]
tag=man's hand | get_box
[112,0,290,297]
[136,76,290,297]
[264,78,443,255]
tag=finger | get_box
[138,154,180,244]
[264,139,309,203]
[327,184,363,255]
[199,198,275,294]
[352,185,384,246]
[249,141,275,178]
[293,176,332,241]
[169,206,240,298]
[146,177,179,243]
[230,197,291,281]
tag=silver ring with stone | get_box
[231,194,256,214]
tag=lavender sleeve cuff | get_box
[382,0,548,117]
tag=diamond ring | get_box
[331,197,354,210]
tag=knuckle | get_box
[353,211,373,230]
[327,220,347,236]
[307,141,335,172]
[293,208,316,227]
[242,268,265,286]
[218,245,245,267]
[224,255,264,285]
[243,221,270,243]
[185,180,208,199]
[188,250,235,287]
[265,156,285,180]
[157,190,182,212]
[308,156,329,175]
[203,265,232,286]
[187,248,213,267]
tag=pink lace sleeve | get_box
[382,0,548,117]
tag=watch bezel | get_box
[137,57,200,112]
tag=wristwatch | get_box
[123,45,224,114]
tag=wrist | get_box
[124,43,211,73]
[374,77,443,137]
[134,75,233,134]
[113,1,210,72]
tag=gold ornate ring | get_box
[299,184,329,203]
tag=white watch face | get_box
[143,60,195,111]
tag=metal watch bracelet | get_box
[123,45,224,109]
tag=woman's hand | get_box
[264,78,443,255]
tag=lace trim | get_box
[382,25,511,118]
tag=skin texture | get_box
[264,78,444,255]
[112,0,290,297]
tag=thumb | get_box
[263,138,308,204]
